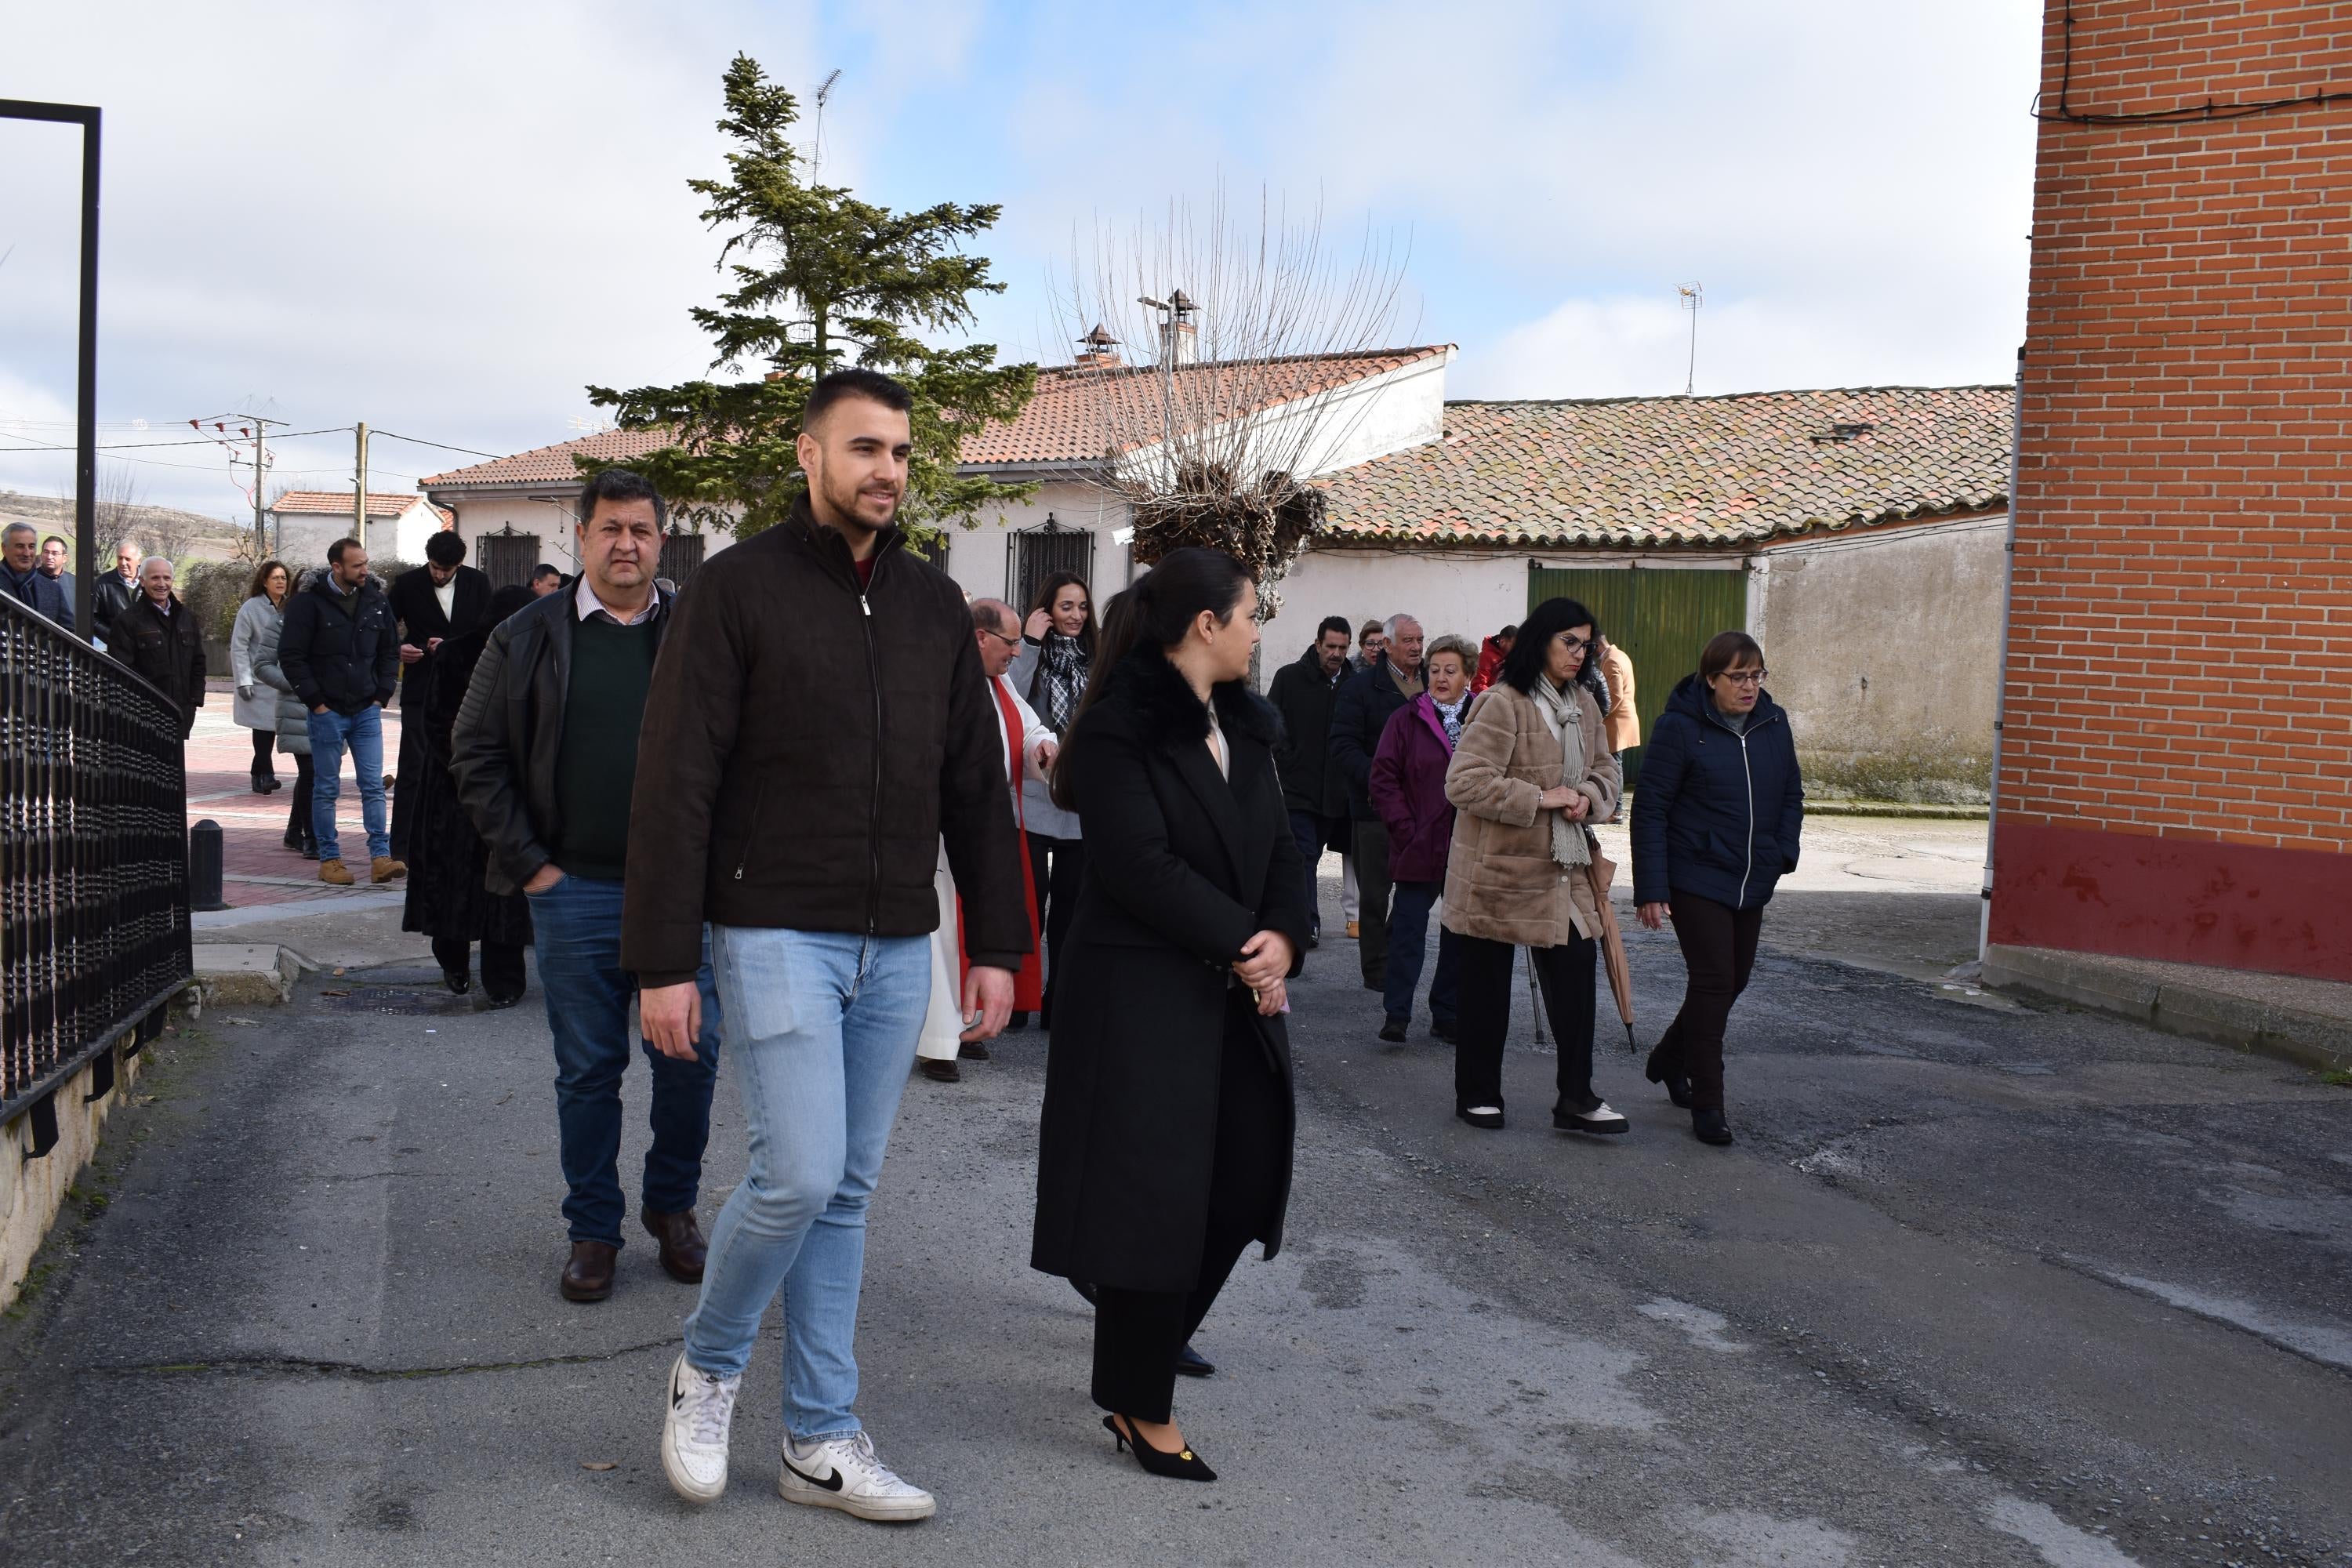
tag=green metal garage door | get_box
[1526,564,1746,789]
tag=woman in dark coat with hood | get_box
[401,584,535,1004]
[1630,630,1805,1145]
[1030,547,1311,1484]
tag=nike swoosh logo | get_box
[782,1457,844,1493]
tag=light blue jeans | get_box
[306,705,388,863]
[682,926,931,1439]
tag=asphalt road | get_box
[4,856,2347,1567]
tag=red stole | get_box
[958,677,1046,1010]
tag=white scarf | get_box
[1530,677,1592,869]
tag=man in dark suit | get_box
[91,539,142,648]
[387,531,491,858]
[1,523,72,632]
[38,535,75,625]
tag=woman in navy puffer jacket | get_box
[1629,630,1803,1145]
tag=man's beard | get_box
[819,468,895,532]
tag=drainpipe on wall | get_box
[1979,346,2025,964]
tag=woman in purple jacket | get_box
[1368,633,1476,1043]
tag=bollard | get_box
[188,818,230,911]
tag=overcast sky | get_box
[1,0,2042,520]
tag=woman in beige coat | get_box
[1441,597,1625,1132]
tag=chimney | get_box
[1159,288,1199,366]
[1074,322,1122,370]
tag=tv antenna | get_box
[1676,282,1704,396]
[810,68,843,179]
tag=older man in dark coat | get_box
[107,556,206,739]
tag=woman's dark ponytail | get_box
[1047,547,1254,812]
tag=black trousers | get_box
[249,728,278,779]
[431,935,528,1001]
[1349,817,1394,986]
[1025,833,1085,1024]
[1452,931,1597,1115]
[1652,893,1762,1114]
[390,702,426,858]
[1092,993,1287,1424]
[285,753,316,843]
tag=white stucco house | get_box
[267,490,452,568]
[419,357,2011,799]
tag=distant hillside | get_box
[0,490,255,564]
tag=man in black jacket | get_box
[626,368,1026,1520]
[1327,612,1423,990]
[387,530,492,858]
[107,555,205,738]
[278,536,403,887]
[91,540,141,648]
[451,468,722,1307]
[1266,615,1355,946]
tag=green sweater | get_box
[551,614,658,880]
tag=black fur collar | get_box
[1109,645,1282,748]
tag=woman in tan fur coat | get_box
[1440,597,1625,1133]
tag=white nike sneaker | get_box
[661,1352,741,1504]
[779,1429,938,1522]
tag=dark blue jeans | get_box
[1383,879,1460,1028]
[527,873,722,1246]
[1289,810,1341,935]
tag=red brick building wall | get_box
[1992,0,2352,980]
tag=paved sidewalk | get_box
[186,687,408,909]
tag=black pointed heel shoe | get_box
[1644,1046,1693,1109]
[1103,1414,1216,1482]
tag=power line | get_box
[0,425,349,452]
[368,430,509,459]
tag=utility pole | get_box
[354,422,370,552]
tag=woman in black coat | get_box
[401,584,534,1004]
[1630,630,1805,1146]
[1030,548,1311,1484]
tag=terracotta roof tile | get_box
[419,347,1454,488]
[1315,387,2014,546]
[270,490,440,517]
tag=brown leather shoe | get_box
[560,1240,617,1301]
[919,1058,960,1083]
[371,855,408,883]
[641,1207,707,1283]
[318,858,354,887]
[958,1038,990,1061]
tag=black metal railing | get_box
[0,591,193,1143]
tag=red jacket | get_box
[1471,636,1507,695]
[1369,693,1459,884]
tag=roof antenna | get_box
[811,68,843,180]
[1676,282,1704,396]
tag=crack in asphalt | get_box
[81,1334,683,1382]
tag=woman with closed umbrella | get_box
[1440,597,1626,1134]
[230,561,289,795]
[1031,548,1309,1484]
[1009,570,1094,1029]
[1631,630,1804,1145]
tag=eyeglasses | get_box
[1718,669,1769,687]
[978,626,1021,648]
[1557,635,1592,655]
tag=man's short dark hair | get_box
[424,531,466,567]
[1316,615,1352,642]
[804,368,915,432]
[41,534,67,550]
[532,562,561,580]
[328,536,364,564]
[1498,624,1518,641]
[579,467,666,532]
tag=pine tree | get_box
[581,54,1036,542]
